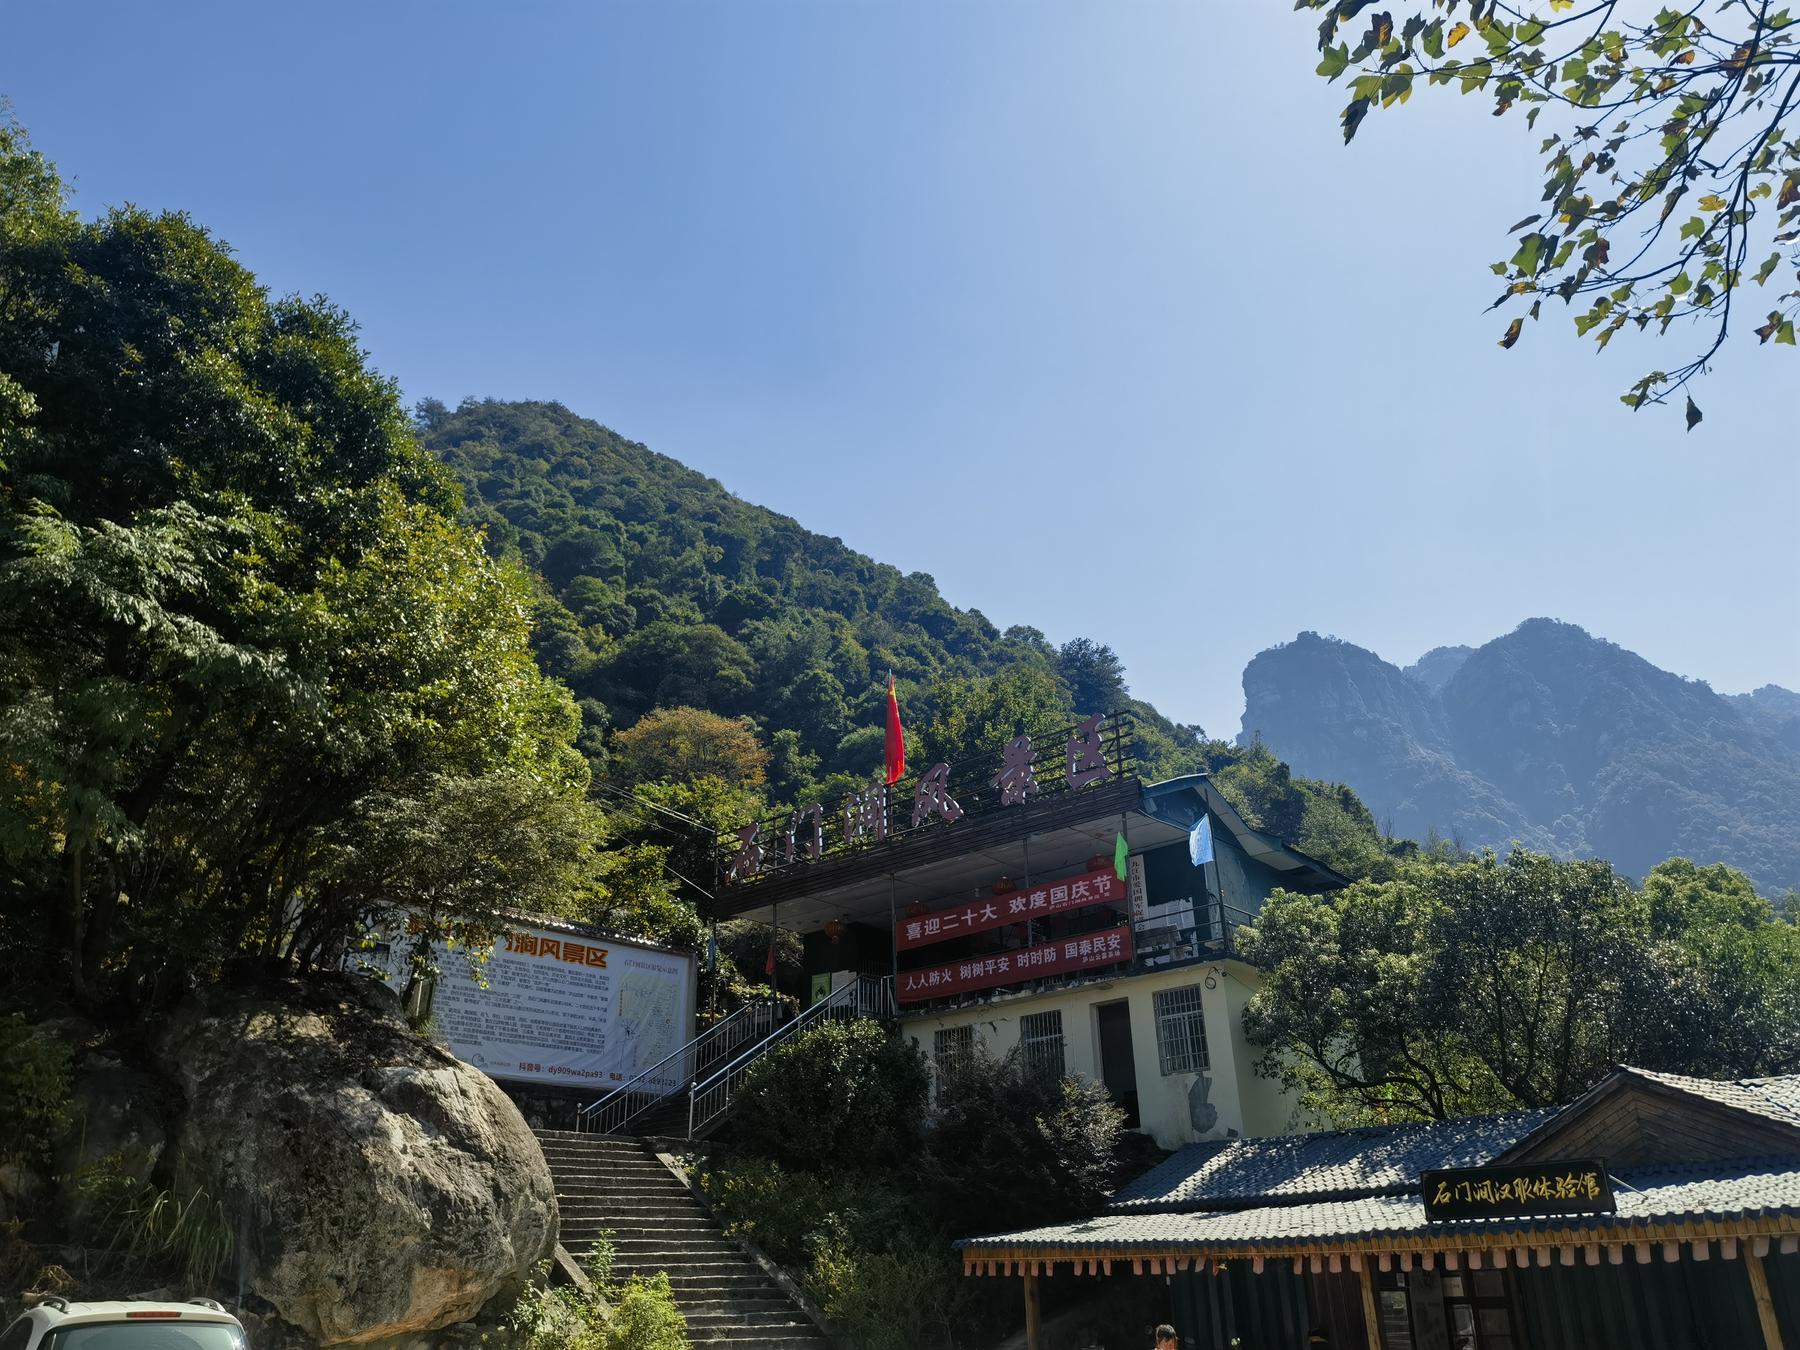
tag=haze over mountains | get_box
[1238,622,1800,893]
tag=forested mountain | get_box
[417,399,1397,878]
[1239,621,1800,893]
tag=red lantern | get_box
[1088,854,1108,873]
[905,901,930,919]
[823,918,847,944]
[992,876,1016,895]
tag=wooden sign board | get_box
[1421,1160,1615,1222]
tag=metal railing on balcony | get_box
[685,973,894,1138]
[1131,896,1261,968]
[576,996,781,1135]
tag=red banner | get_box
[896,923,1135,1004]
[895,866,1127,952]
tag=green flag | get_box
[1113,832,1129,880]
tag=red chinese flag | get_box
[884,673,905,785]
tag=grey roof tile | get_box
[1625,1068,1800,1131]
[1109,1110,1554,1213]
[961,1161,1800,1252]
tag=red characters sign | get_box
[896,923,1135,1005]
[895,866,1126,952]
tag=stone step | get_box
[680,1324,822,1338]
[572,1237,741,1255]
[564,1189,699,1201]
[537,1128,826,1347]
[583,1240,742,1257]
[614,1267,767,1283]
[558,1202,705,1224]
[546,1163,685,1177]
[540,1153,671,1164]
[678,1297,799,1316]
[567,1225,723,1241]
[559,1202,705,1216]
[672,1291,792,1308]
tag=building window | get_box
[934,1025,975,1083]
[1019,1010,1065,1079]
[1153,985,1209,1075]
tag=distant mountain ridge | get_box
[1239,620,1800,893]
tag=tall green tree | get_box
[1301,0,1800,421]
[0,117,635,1017]
[1238,849,1800,1121]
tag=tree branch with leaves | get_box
[1306,0,1800,424]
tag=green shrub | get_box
[731,1018,928,1171]
[924,1051,1128,1231]
[700,1158,913,1270]
[809,1236,973,1350]
[499,1236,686,1350]
[606,1272,688,1350]
[0,1015,72,1180]
[503,1275,608,1350]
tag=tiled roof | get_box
[1109,1110,1554,1214]
[959,1160,1800,1253]
[1626,1068,1800,1131]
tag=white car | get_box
[0,1300,247,1350]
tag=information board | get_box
[353,920,693,1092]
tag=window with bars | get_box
[1153,984,1209,1075]
[934,1025,976,1083]
[1018,1010,1065,1079]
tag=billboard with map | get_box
[353,919,694,1092]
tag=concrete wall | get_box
[900,959,1295,1149]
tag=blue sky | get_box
[8,1,1796,736]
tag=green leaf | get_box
[1511,233,1547,274]
[1679,216,1706,240]
[1317,43,1352,78]
[1422,20,1445,58]
[1779,321,1798,346]
[1668,272,1692,296]
[1756,253,1783,286]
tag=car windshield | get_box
[46,1324,244,1350]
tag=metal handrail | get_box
[577,997,779,1135]
[686,974,893,1138]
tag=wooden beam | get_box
[1358,1259,1383,1350]
[1745,1252,1785,1350]
[1023,1270,1042,1350]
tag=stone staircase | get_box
[535,1129,830,1350]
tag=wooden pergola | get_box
[956,1066,1800,1350]
[965,1222,1800,1350]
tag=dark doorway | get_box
[1096,1000,1140,1128]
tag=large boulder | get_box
[157,975,557,1345]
